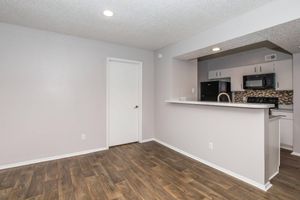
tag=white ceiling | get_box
[0,0,275,50]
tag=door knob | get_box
[134,105,139,109]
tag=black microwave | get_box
[243,73,275,90]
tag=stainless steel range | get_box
[247,97,279,114]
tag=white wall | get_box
[0,23,155,166]
[171,59,197,100]
[293,53,300,154]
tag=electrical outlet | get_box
[81,133,86,140]
[209,142,214,150]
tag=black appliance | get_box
[247,97,279,110]
[243,73,275,90]
[200,81,231,101]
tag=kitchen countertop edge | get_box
[165,100,274,109]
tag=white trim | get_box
[291,152,300,157]
[154,139,272,191]
[140,138,155,143]
[0,147,107,170]
[280,146,293,151]
[106,57,143,148]
[106,58,110,149]
[269,170,279,180]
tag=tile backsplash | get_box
[234,90,293,105]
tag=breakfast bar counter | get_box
[162,99,280,191]
[165,100,274,109]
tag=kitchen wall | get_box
[0,23,155,166]
[293,53,300,154]
[198,47,292,83]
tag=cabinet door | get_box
[274,60,293,90]
[253,64,261,74]
[243,64,256,75]
[209,69,231,79]
[280,119,293,147]
[208,70,218,79]
[219,69,231,78]
[242,63,275,75]
[230,67,244,91]
[261,62,275,74]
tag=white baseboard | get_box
[291,152,300,157]
[269,170,279,180]
[140,138,155,143]
[0,147,108,170]
[280,145,293,151]
[154,139,272,191]
[1,138,156,170]
[0,137,277,192]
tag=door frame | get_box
[106,57,143,148]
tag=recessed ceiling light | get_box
[212,47,221,52]
[103,10,114,17]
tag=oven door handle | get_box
[263,78,267,87]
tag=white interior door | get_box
[107,58,142,147]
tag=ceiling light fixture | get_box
[212,47,221,52]
[103,10,114,17]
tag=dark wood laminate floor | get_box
[1,141,300,200]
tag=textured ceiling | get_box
[257,19,300,54]
[0,0,275,50]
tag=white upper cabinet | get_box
[274,59,293,90]
[207,59,293,92]
[258,62,276,74]
[208,69,231,79]
[243,62,275,75]
[244,64,259,75]
[208,70,219,79]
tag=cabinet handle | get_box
[277,82,279,89]
[254,67,256,73]
[260,66,262,72]
[216,72,218,77]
